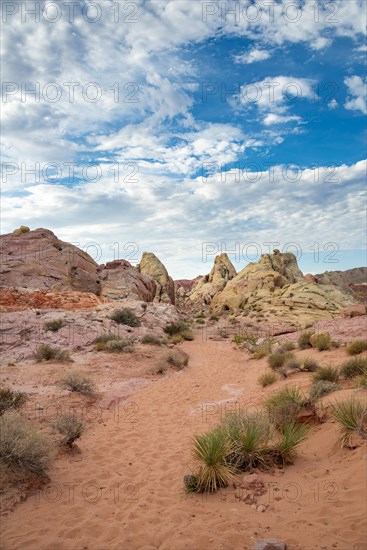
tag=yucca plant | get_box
[312,365,340,383]
[191,427,235,493]
[266,421,309,465]
[221,411,271,470]
[340,357,367,379]
[264,386,308,429]
[330,398,367,447]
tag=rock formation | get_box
[0,228,100,294]
[315,267,367,301]
[99,260,156,302]
[210,250,355,322]
[138,252,175,304]
[188,253,236,309]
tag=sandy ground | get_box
[0,337,366,550]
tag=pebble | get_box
[257,505,266,513]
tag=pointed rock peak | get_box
[256,250,304,283]
[138,252,175,305]
[209,253,237,283]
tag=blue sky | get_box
[1,0,366,278]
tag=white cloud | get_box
[2,159,366,278]
[328,99,338,109]
[263,114,302,126]
[344,75,367,114]
[234,48,271,64]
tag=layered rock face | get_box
[188,253,236,309]
[209,250,355,322]
[138,252,175,304]
[0,228,100,294]
[99,260,156,302]
[315,267,367,301]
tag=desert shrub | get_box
[164,350,189,369]
[43,319,64,332]
[266,421,309,465]
[0,415,54,475]
[340,357,367,379]
[302,358,320,372]
[312,365,340,383]
[346,340,367,356]
[355,376,367,389]
[94,333,119,351]
[195,318,205,324]
[284,357,302,371]
[210,314,219,321]
[35,345,71,363]
[141,303,148,311]
[58,371,96,395]
[252,340,273,359]
[53,414,85,447]
[330,398,367,447]
[217,328,229,339]
[171,334,183,344]
[310,332,332,351]
[163,321,188,336]
[310,381,341,400]
[188,427,236,493]
[281,342,296,351]
[104,338,135,353]
[258,372,278,387]
[110,308,140,327]
[0,388,27,416]
[141,333,163,346]
[221,411,271,470]
[267,351,295,371]
[264,386,307,429]
[298,331,314,349]
[182,330,194,341]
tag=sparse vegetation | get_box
[53,414,85,447]
[267,421,309,466]
[221,411,271,470]
[188,427,236,493]
[0,415,54,476]
[163,321,193,341]
[346,340,367,356]
[310,381,341,400]
[340,357,367,379]
[104,338,135,353]
[282,342,296,351]
[267,351,295,371]
[302,358,320,372]
[258,372,278,387]
[141,333,163,346]
[355,376,367,389]
[195,318,205,324]
[110,308,141,327]
[298,331,314,349]
[284,357,302,371]
[252,340,273,359]
[43,318,65,332]
[330,397,367,447]
[94,333,119,351]
[58,371,96,395]
[310,332,332,351]
[0,388,27,416]
[312,365,340,383]
[264,386,308,429]
[154,350,189,374]
[210,314,219,321]
[35,344,71,363]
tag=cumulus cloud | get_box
[344,75,367,114]
[233,48,271,64]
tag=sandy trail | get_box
[1,339,366,550]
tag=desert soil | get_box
[0,336,366,550]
